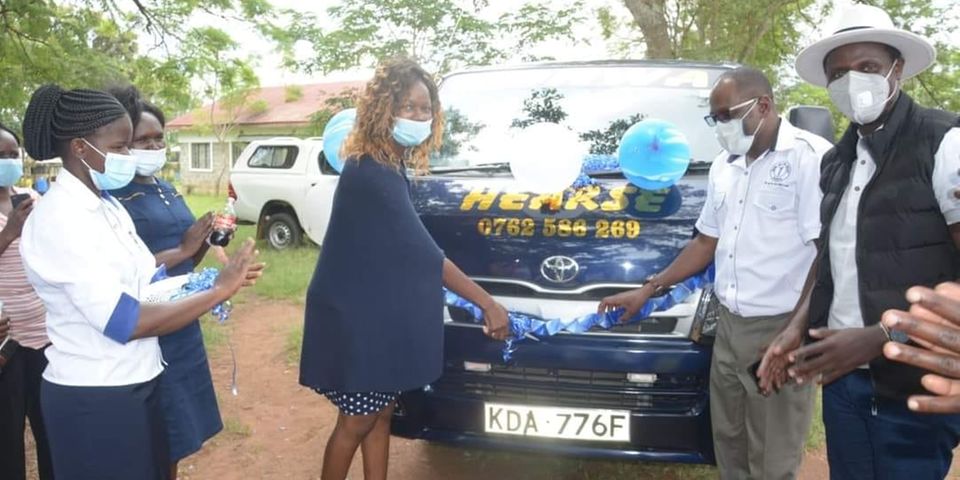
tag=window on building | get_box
[247,145,299,169]
[231,141,250,166]
[190,143,212,171]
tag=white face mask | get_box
[714,98,764,156]
[131,148,167,177]
[827,63,898,125]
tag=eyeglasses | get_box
[704,97,758,127]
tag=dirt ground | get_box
[22,299,960,479]
[186,300,827,480]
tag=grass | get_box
[183,194,319,304]
[806,390,826,450]
[222,417,253,437]
[199,317,229,353]
[284,324,304,366]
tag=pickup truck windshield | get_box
[431,64,727,173]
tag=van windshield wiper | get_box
[430,162,512,174]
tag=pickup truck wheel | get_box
[264,213,301,250]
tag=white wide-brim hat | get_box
[795,4,936,87]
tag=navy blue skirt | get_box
[158,320,223,462]
[41,376,169,480]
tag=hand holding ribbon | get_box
[444,266,714,361]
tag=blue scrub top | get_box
[111,179,196,276]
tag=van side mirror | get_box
[318,152,340,175]
[787,106,835,144]
[787,105,837,144]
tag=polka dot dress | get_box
[320,390,398,416]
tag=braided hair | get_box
[0,122,20,145]
[106,84,166,131]
[22,84,129,161]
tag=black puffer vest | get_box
[808,93,960,400]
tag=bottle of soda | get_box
[208,198,237,247]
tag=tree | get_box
[305,90,361,137]
[603,0,960,141]
[600,0,824,74]
[858,0,960,114]
[297,0,587,75]
[510,88,569,128]
[0,0,280,131]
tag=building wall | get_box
[175,124,311,195]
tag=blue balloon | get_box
[325,108,356,133]
[322,110,357,173]
[35,177,50,195]
[617,119,691,191]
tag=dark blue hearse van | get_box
[391,60,831,464]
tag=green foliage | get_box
[0,0,275,131]
[305,90,359,136]
[607,0,958,132]
[857,0,960,114]
[284,85,304,103]
[186,194,319,303]
[602,0,826,81]
[581,113,647,155]
[438,107,485,159]
[299,0,587,75]
[510,88,569,128]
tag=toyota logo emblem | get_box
[540,256,580,283]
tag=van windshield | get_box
[431,64,727,172]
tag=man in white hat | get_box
[757,3,960,478]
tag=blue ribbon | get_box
[170,268,233,323]
[444,265,714,361]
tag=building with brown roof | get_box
[167,81,360,194]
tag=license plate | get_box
[484,403,630,442]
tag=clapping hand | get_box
[757,324,805,395]
[787,326,887,386]
[213,239,265,298]
[181,212,214,255]
[881,282,960,413]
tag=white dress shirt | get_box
[696,119,832,317]
[828,127,960,330]
[20,168,163,387]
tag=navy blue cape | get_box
[299,155,445,392]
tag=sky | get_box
[208,0,959,88]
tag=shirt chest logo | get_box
[769,161,792,182]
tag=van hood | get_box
[410,173,707,291]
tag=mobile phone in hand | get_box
[748,359,763,391]
[11,193,30,209]
[0,336,19,371]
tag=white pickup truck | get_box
[229,137,336,249]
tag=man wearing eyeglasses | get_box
[600,66,831,479]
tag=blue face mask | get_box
[0,158,23,187]
[81,139,137,191]
[392,118,433,147]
